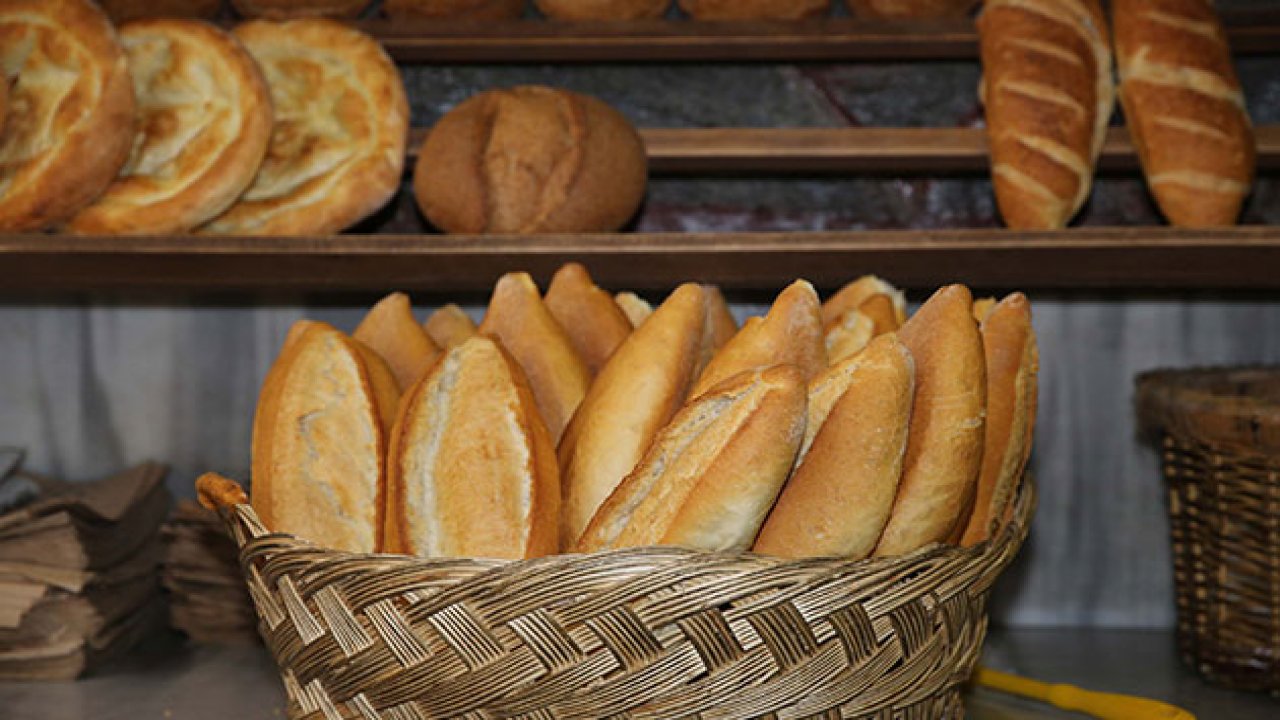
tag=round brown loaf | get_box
[0,0,137,232]
[385,0,525,19]
[232,0,371,19]
[414,85,647,234]
[536,0,669,19]
[680,0,829,20]
[99,0,224,22]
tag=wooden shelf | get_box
[364,11,1280,63]
[5,227,1279,293]
[400,126,1278,175]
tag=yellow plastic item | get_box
[973,666,1197,720]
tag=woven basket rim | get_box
[1136,365,1280,452]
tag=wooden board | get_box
[5,227,1279,293]
[364,11,1280,63]
[411,125,1280,174]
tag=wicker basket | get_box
[199,475,1034,719]
[1137,366,1280,693]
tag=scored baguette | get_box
[384,336,559,559]
[544,262,634,377]
[423,304,477,349]
[821,275,907,330]
[251,320,400,553]
[960,293,1038,546]
[754,334,914,559]
[691,280,826,398]
[577,365,806,553]
[1112,0,1254,227]
[353,292,441,391]
[479,272,592,443]
[978,0,1114,229]
[558,283,707,548]
[615,291,653,328]
[873,284,987,557]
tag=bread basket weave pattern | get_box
[1137,367,1280,693]
[200,475,1034,719]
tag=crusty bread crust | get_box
[979,0,1113,229]
[0,0,136,231]
[558,283,706,548]
[754,334,914,559]
[414,85,647,234]
[232,0,372,19]
[821,275,906,330]
[577,365,806,553]
[535,0,670,20]
[615,292,653,328]
[66,19,273,234]
[680,0,828,19]
[960,293,1038,546]
[845,0,977,19]
[203,19,407,235]
[873,284,987,557]
[385,0,525,19]
[545,263,634,377]
[423,304,478,349]
[385,336,559,559]
[691,280,826,399]
[353,292,442,391]
[479,272,592,443]
[250,321,400,553]
[1113,0,1254,227]
[99,0,223,23]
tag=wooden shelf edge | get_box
[4,227,1279,292]
[361,13,1280,63]
[405,125,1280,174]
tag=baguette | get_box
[754,334,914,559]
[704,285,739,349]
[577,365,806,553]
[859,293,901,335]
[545,263,634,377]
[558,283,707,547]
[251,321,400,553]
[960,293,1038,546]
[978,0,1114,229]
[1112,0,1254,227]
[873,285,986,557]
[353,292,441,391]
[423,304,477,349]
[615,291,653,328]
[973,296,998,323]
[384,336,559,559]
[825,292,903,364]
[479,272,592,443]
[821,275,906,330]
[691,280,826,398]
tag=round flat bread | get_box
[231,0,372,19]
[67,20,273,235]
[0,0,136,232]
[203,20,407,235]
[99,0,223,23]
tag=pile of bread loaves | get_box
[95,0,990,22]
[246,264,1038,561]
[980,0,1255,228]
[0,0,407,235]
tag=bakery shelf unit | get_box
[3,13,1278,292]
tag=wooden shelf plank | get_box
[405,125,1280,174]
[4,227,1279,293]
[364,12,1280,63]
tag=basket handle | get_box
[197,472,249,511]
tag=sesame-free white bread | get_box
[384,336,559,559]
[423,304,477,349]
[873,285,987,557]
[754,334,914,559]
[614,292,653,328]
[545,262,634,377]
[577,365,806,553]
[820,275,907,330]
[558,283,707,547]
[353,292,441,391]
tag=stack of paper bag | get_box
[0,460,170,680]
[161,501,258,644]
